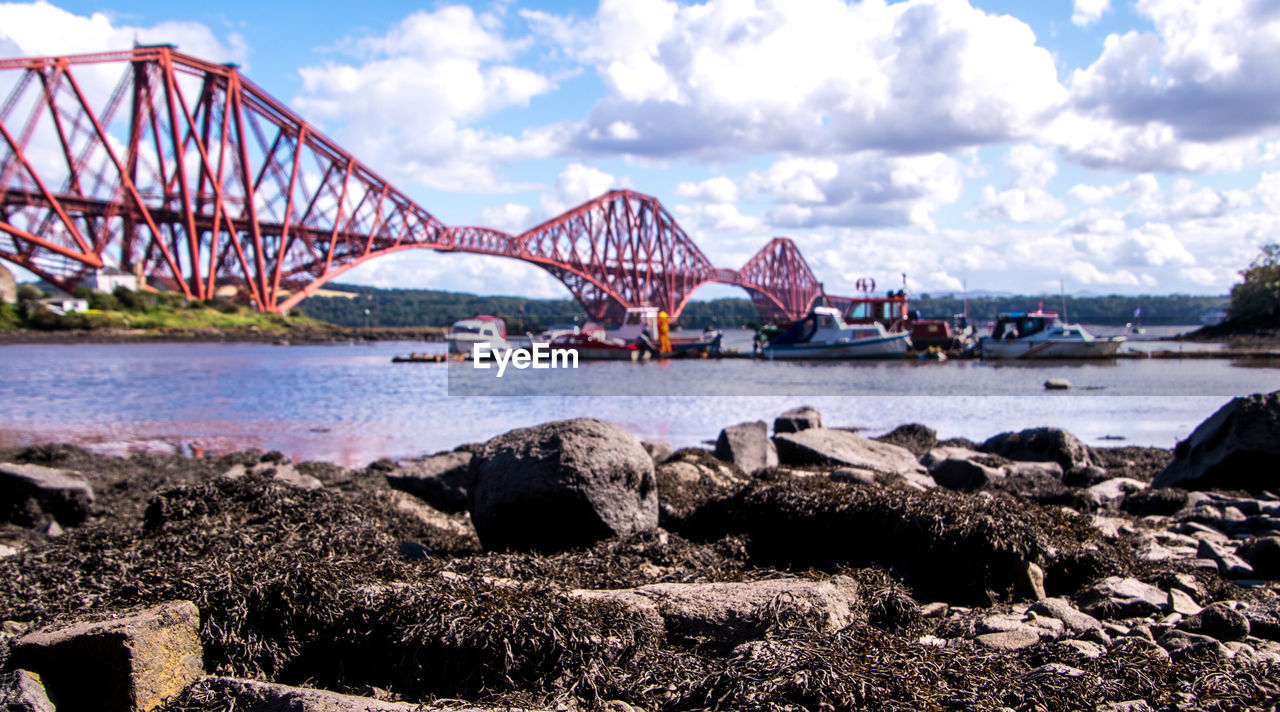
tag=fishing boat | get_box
[609,306,724,357]
[979,310,1125,359]
[549,325,650,361]
[446,315,510,356]
[762,306,911,359]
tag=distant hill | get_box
[294,284,1229,330]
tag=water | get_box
[1,338,1277,467]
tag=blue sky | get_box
[3,0,1280,299]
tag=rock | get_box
[1243,599,1280,641]
[1076,577,1167,619]
[197,677,430,711]
[1240,536,1280,578]
[974,629,1043,651]
[383,450,474,513]
[1157,629,1228,659]
[1024,562,1046,601]
[1060,639,1106,659]
[1167,589,1202,617]
[773,429,926,480]
[0,670,55,712]
[978,427,1094,473]
[977,613,1063,640]
[929,457,1005,492]
[714,421,778,474]
[0,542,19,558]
[1178,601,1250,642]
[829,467,878,485]
[1097,701,1154,712]
[1005,461,1065,479]
[1153,391,1280,492]
[222,461,322,491]
[577,577,861,640]
[1085,478,1147,508]
[12,601,203,712]
[469,418,657,552]
[1196,538,1255,578]
[920,602,949,618]
[0,463,94,527]
[873,423,938,458]
[641,439,674,464]
[1028,598,1103,636]
[1025,663,1086,679]
[774,406,823,434]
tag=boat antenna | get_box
[963,278,971,326]
[1060,279,1068,323]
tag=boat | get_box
[549,325,650,361]
[835,290,975,353]
[609,306,723,357]
[762,306,911,359]
[446,315,510,356]
[979,310,1125,359]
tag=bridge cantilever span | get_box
[0,47,837,322]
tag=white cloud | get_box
[0,2,247,65]
[1057,0,1280,172]
[539,162,625,217]
[1067,184,1115,205]
[976,186,1066,223]
[1071,0,1111,27]
[1064,259,1141,286]
[293,6,562,192]
[974,144,1064,223]
[476,203,533,233]
[675,176,740,203]
[528,0,1066,158]
[673,202,765,233]
[748,153,963,231]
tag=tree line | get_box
[293,283,1230,330]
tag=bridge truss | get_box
[1,47,830,321]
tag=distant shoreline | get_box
[0,325,447,345]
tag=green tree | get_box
[1228,243,1280,328]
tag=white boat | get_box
[979,311,1125,359]
[763,306,911,359]
[446,315,510,356]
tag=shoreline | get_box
[0,324,447,345]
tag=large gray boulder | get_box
[0,463,94,527]
[1153,391,1280,492]
[774,406,823,434]
[384,450,474,513]
[469,418,657,552]
[774,428,925,479]
[979,427,1094,473]
[714,421,778,474]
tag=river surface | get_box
[1,330,1277,467]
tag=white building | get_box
[89,266,138,293]
[38,297,89,315]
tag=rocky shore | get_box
[2,394,1280,711]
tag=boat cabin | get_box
[448,315,507,340]
[610,306,660,341]
[990,311,1058,340]
[836,292,910,329]
[768,306,887,345]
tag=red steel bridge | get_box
[0,46,841,322]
